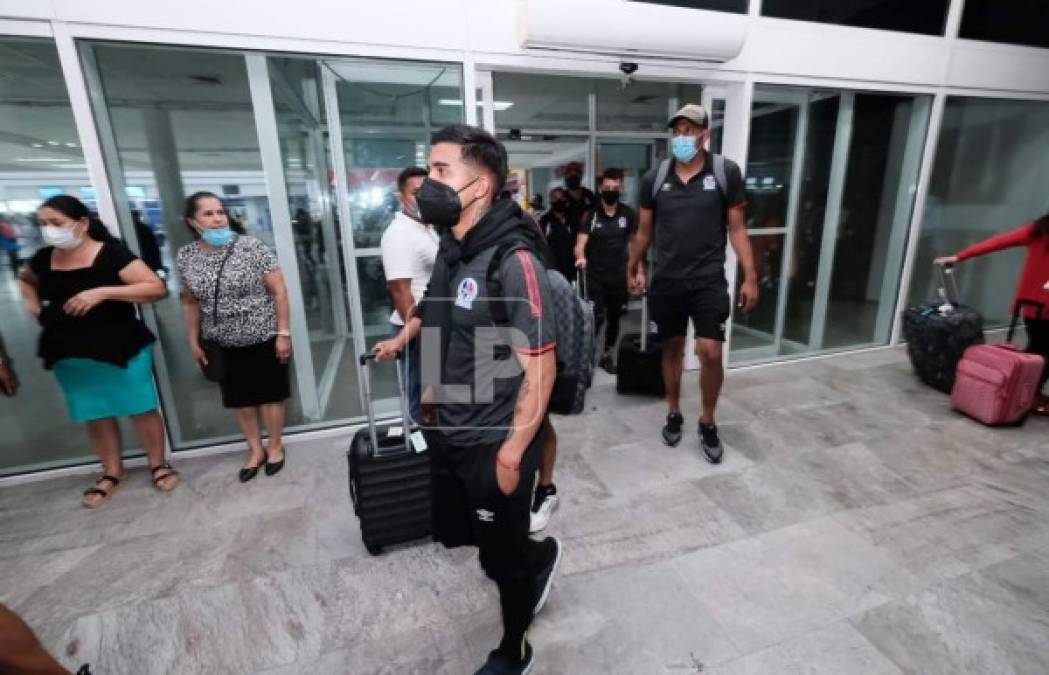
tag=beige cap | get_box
[667,103,708,129]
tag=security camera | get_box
[618,62,638,89]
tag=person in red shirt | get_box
[935,212,1049,414]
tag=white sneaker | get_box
[529,493,560,533]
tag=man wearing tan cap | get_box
[627,103,758,462]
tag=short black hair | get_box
[430,124,508,194]
[397,167,428,193]
[600,168,624,184]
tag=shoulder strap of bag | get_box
[713,154,729,204]
[486,240,533,326]
[650,158,672,209]
[209,237,237,330]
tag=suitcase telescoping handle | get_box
[576,266,588,301]
[357,352,411,455]
[1007,300,1045,344]
[938,263,962,307]
[640,293,650,352]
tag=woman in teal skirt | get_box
[18,196,178,507]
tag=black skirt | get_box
[219,337,290,408]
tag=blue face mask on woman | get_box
[671,135,700,163]
[201,226,235,248]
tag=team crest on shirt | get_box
[660,182,672,192]
[618,216,627,228]
[455,277,479,310]
[703,175,717,191]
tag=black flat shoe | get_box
[264,446,285,477]
[239,454,265,483]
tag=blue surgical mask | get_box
[671,135,700,163]
[201,226,235,248]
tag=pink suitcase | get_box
[950,301,1045,426]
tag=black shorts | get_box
[648,276,730,342]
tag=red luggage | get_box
[950,301,1045,426]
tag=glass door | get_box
[322,58,465,412]
[729,86,932,365]
[263,56,350,419]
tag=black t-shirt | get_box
[539,211,577,280]
[435,245,556,447]
[639,153,746,287]
[580,203,637,280]
[29,242,155,369]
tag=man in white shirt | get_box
[380,167,438,422]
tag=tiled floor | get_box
[2,347,1048,674]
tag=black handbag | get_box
[199,239,237,382]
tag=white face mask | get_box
[41,225,83,250]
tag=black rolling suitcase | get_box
[616,295,665,397]
[902,264,985,394]
[347,353,431,555]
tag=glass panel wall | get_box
[330,60,462,249]
[960,1,1049,50]
[266,56,350,405]
[0,37,140,476]
[493,73,589,131]
[907,97,1049,327]
[730,85,931,365]
[631,0,748,12]
[762,0,950,36]
[80,43,463,450]
[84,43,279,447]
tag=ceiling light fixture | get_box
[437,99,514,111]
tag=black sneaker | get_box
[598,351,616,374]
[661,412,684,447]
[699,423,723,464]
[533,537,563,616]
[474,641,535,675]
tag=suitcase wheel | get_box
[365,543,383,556]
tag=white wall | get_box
[3,0,1049,97]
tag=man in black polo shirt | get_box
[562,160,595,231]
[373,124,562,675]
[575,168,636,373]
[628,104,758,463]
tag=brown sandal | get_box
[82,474,123,509]
[150,463,180,492]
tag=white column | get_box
[51,23,120,235]
[772,94,810,354]
[891,93,947,345]
[873,95,933,344]
[463,54,478,127]
[718,79,754,368]
[478,70,495,133]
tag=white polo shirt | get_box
[379,211,439,326]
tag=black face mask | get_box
[565,175,582,190]
[600,190,620,206]
[551,199,568,213]
[415,176,479,232]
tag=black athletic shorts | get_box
[648,275,731,342]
